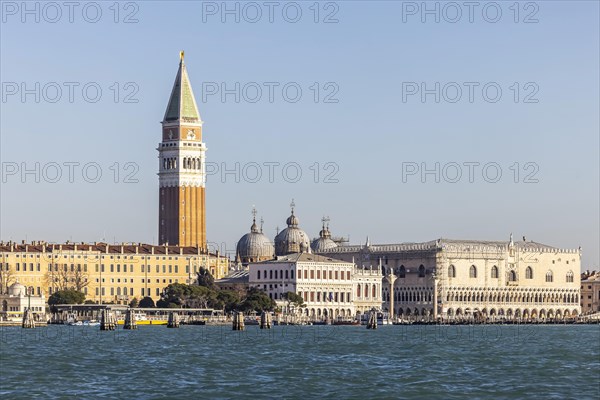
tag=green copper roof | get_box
[163,61,201,123]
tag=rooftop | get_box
[251,252,351,264]
[0,241,226,258]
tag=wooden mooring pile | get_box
[167,312,180,328]
[232,312,245,331]
[100,309,117,330]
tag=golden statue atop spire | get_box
[180,50,185,62]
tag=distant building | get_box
[317,235,581,320]
[215,269,250,292]
[580,271,600,314]
[0,281,46,322]
[0,241,228,304]
[248,252,382,319]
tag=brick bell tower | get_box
[158,51,206,247]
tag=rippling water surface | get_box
[1,324,598,399]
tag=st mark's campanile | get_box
[158,51,206,247]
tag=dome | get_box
[9,281,26,296]
[311,221,338,253]
[236,215,274,263]
[286,213,300,227]
[275,207,310,256]
[311,237,338,252]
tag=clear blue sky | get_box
[1,1,598,269]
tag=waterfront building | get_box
[158,51,207,247]
[0,281,46,322]
[317,235,581,320]
[580,270,600,314]
[0,241,228,304]
[248,252,382,319]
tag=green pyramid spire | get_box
[163,52,201,123]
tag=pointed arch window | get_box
[398,265,406,278]
[566,271,574,283]
[508,270,517,282]
[491,265,499,279]
[545,270,553,283]
[526,266,533,279]
[448,265,456,278]
[469,265,477,278]
[418,265,425,278]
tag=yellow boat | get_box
[116,312,168,325]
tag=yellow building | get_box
[0,241,228,304]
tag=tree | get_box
[138,296,155,308]
[196,267,217,290]
[48,289,85,305]
[129,297,139,308]
[238,287,275,313]
[159,283,218,309]
[283,291,305,311]
[44,263,90,292]
[216,290,241,313]
[0,265,15,294]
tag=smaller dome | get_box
[311,221,337,252]
[311,237,338,252]
[286,212,299,227]
[9,281,26,296]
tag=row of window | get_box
[257,269,356,281]
[257,269,294,280]
[1,262,205,273]
[448,265,575,283]
[355,283,379,299]
[4,306,44,312]
[444,291,579,304]
[182,157,202,170]
[299,291,352,303]
[6,255,188,261]
[94,278,177,285]
[94,287,159,297]
[47,286,167,298]
[392,265,427,278]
